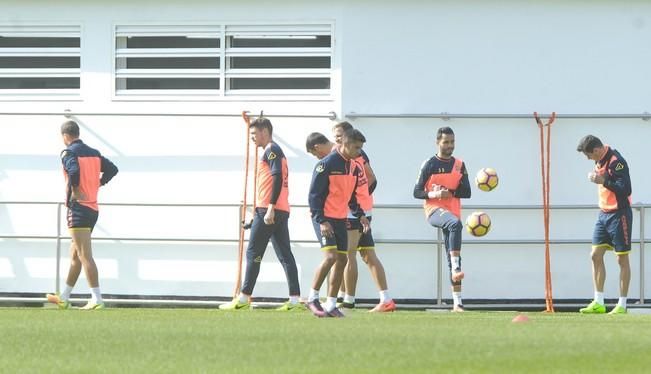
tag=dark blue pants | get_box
[241,208,300,296]
[428,208,463,279]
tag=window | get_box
[0,25,80,97]
[114,23,333,99]
[115,26,221,96]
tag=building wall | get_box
[1,0,650,302]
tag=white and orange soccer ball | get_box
[475,168,499,192]
[465,211,491,237]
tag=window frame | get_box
[0,24,82,101]
[112,21,335,102]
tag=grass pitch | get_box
[1,307,650,373]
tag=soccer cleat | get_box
[452,304,465,313]
[327,307,345,318]
[79,301,105,310]
[336,301,355,309]
[369,299,397,313]
[579,300,606,314]
[451,270,465,283]
[307,300,327,317]
[219,298,250,311]
[275,302,307,312]
[608,305,627,315]
[46,293,71,310]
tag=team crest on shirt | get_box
[615,163,624,171]
[267,152,277,160]
[316,163,325,173]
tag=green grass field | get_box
[1,307,650,373]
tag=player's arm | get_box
[100,156,118,186]
[266,147,283,206]
[452,162,472,199]
[348,171,365,219]
[603,160,632,197]
[413,159,430,199]
[265,147,283,224]
[308,161,330,224]
[61,150,84,201]
[349,166,370,233]
[360,150,377,190]
[365,163,378,194]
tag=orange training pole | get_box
[535,111,556,312]
[233,111,253,298]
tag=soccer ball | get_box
[465,211,491,237]
[475,168,499,192]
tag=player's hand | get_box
[588,171,605,184]
[438,189,451,199]
[427,188,450,199]
[71,189,86,202]
[320,222,334,238]
[263,207,275,225]
[359,216,371,234]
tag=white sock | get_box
[323,297,337,312]
[238,293,249,304]
[61,285,73,301]
[451,256,461,271]
[452,292,462,306]
[289,296,299,305]
[343,294,355,304]
[595,291,604,305]
[337,290,346,299]
[308,289,319,302]
[379,290,391,303]
[618,297,627,309]
[90,287,103,304]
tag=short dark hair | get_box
[305,132,329,152]
[249,117,273,136]
[342,128,366,144]
[436,126,454,140]
[333,121,353,132]
[61,120,80,137]
[577,135,603,153]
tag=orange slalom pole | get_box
[535,111,556,313]
[233,111,253,298]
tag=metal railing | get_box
[345,112,651,120]
[0,110,338,120]
[0,201,648,305]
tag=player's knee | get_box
[450,219,463,233]
[323,252,338,266]
[360,251,375,265]
[590,250,605,263]
[336,253,348,265]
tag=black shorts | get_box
[312,217,348,253]
[346,216,375,250]
[67,202,98,230]
[592,208,632,255]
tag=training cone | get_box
[512,314,530,323]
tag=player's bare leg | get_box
[340,230,361,308]
[71,229,104,309]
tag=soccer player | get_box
[329,122,395,312]
[577,135,633,314]
[413,126,471,312]
[46,120,118,310]
[306,129,369,317]
[220,117,303,311]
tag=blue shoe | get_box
[307,300,327,317]
[327,307,345,318]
